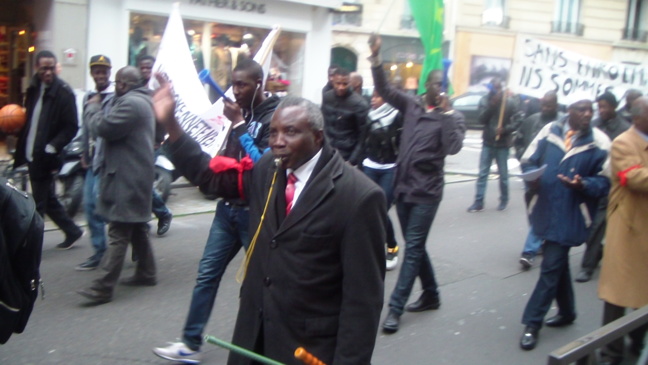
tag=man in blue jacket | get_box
[518,95,611,350]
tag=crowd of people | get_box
[1,34,647,365]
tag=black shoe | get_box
[77,288,112,304]
[120,276,157,287]
[382,311,400,334]
[545,314,575,327]
[497,201,508,211]
[75,257,101,271]
[575,270,593,283]
[157,213,172,236]
[520,326,539,350]
[56,229,83,250]
[405,291,440,312]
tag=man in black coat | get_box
[321,67,369,166]
[154,84,386,364]
[14,50,83,249]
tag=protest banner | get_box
[152,3,281,157]
[509,37,648,105]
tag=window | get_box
[400,1,416,30]
[552,0,584,35]
[332,1,363,27]
[623,0,648,41]
[483,0,509,27]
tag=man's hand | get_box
[88,93,101,104]
[557,174,585,190]
[223,99,244,125]
[152,73,183,142]
[368,33,382,57]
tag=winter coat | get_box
[363,103,402,164]
[592,114,631,142]
[371,63,466,204]
[321,89,369,165]
[598,126,648,309]
[14,75,79,179]
[85,87,155,223]
[521,115,611,246]
[478,92,521,148]
[167,135,386,365]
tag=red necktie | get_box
[285,173,298,215]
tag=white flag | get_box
[151,3,228,155]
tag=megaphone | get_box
[198,69,232,102]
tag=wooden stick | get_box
[294,347,327,365]
[495,88,508,141]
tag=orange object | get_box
[0,104,26,134]
[294,347,326,365]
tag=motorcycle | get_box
[58,139,85,218]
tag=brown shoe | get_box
[77,288,112,304]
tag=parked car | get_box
[450,91,487,129]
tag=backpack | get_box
[0,177,44,344]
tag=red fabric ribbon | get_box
[617,164,641,187]
[209,155,254,199]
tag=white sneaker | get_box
[386,246,399,271]
[153,342,202,364]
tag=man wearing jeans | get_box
[153,60,280,364]
[467,77,520,212]
[368,35,466,334]
[76,55,115,271]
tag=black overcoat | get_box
[169,134,386,365]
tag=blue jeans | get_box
[521,241,575,329]
[152,189,171,219]
[362,165,397,248]
[474,145,509,204]
[521,227,543,257]
[83,169,106,262]
[182,200,250,350]
[389,199,440,315]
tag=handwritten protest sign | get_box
[510,37,648,105]
[151,3,280,157]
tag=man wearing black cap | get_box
[573,92,630,283]
[13,50,83,249]
[76,55,115,270]
[518,96,611,351]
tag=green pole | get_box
[204,335,286,365]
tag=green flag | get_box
[409,0,444,95]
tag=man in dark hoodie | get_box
[321,67,369,166]
[153,59,281,364]
[77,66,157,303]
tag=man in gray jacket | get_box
[77,66,156,303]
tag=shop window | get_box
[552,0,584,36]
[483,0,509,28]
[623,0,648,42]
[400,1,416,30]
[129,13,305,98]
[332,1,363,27]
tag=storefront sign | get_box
[510,37,648,104]
[188,0,267,14]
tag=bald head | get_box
[631,96,648,134]
[625,89,643,109]
[115,66,142,96]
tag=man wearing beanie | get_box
[574,92,630,283]
[518,94,610,351]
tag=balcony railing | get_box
[551,21,584,36]
[622,27,648,42]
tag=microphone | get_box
[198,69,232,103]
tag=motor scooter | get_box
[58,139,85,218]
